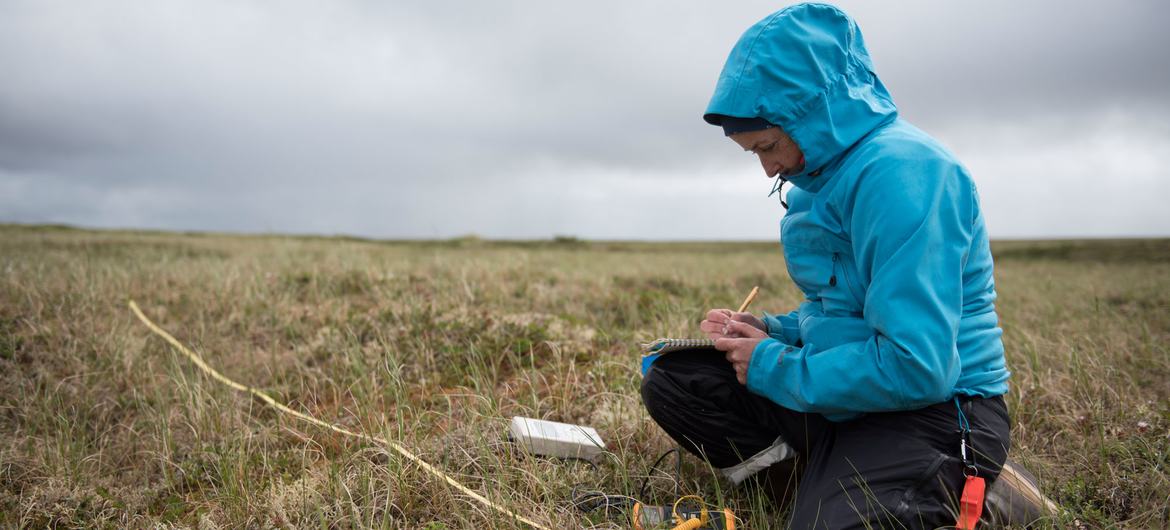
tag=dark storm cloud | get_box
[1,0,1167,239]
[846,2,1170,120]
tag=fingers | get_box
[716,336,759,352]
[716,336,758,387]
[699,319,723,336]
[701,310,733,339]
[727,357,748,385]
[703,311,761,339]
[705,309,732,324]
[717,338,751,364]
[726,320,767,339]
[730,312,767,331]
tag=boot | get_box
[983,457,1061,527]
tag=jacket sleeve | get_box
[746,157,974,415]
[762,311,801,345]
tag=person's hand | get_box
[699,309,767,340]
[714,320,768,385]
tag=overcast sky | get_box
[2,0,1168,240]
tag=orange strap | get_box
[956,475,985,530]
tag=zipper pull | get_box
[829,253,838,287]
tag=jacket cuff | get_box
[762,312,801,345]
[746,338,790,396]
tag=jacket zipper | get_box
[829,252,839,287]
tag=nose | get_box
[759,155,782,178]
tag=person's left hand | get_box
[715,320,768,385]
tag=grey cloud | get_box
[0,0,1167,239]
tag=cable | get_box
[128,300,550,530]
[572,446,685,526]
[639,447,682,501]
[570,485,638,516]
[670,495,708,530]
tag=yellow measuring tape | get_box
[129,301,550,530]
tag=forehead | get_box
[729,127,782,150]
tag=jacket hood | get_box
[704,3,897,192]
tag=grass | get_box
[1,224,1167,528]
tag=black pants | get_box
[640,349,1010,530]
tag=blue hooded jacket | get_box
[704,3,1010,421]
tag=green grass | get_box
[1,224,1167,528]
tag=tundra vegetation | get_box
[1,224,1167,528]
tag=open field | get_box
[1,225,1168,528]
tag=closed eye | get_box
[753,141,779,154]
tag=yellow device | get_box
[631,496,736,530]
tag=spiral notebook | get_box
[640,337,718,375]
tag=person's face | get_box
[730,127,805,179]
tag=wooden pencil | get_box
[736,286,760,313]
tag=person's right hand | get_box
[700,309,767,340]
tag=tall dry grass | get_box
[1,225,1167,528]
